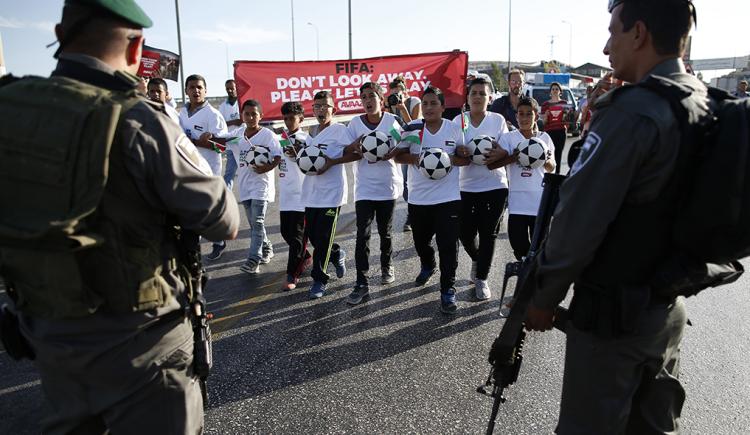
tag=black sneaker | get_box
[415,268,436,286]
[440,288,458,314]
[347,284,370,305]
[205,242,226,261]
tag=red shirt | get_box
[541,100,567,132]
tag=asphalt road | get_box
[1,137,749,434]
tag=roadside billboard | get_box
[234,51,469,120]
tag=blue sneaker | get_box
[309,281,326,299]
[415,267,436,286]
[440,289,458,314]
[333,249,347,278]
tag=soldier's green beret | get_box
[65,0,153,28]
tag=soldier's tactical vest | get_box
[0,75,177,319]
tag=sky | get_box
[0,0,746,100]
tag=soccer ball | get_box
[296,146,327,174]
[246,145,271,167]
[466,135,494,165]
[288,132,306,148]
[419,147,452,180]
[361,130,392,163]
[516,137,548,169]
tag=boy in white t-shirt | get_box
[225,100,282,274]
[178,74,230,260]
[302,91,360,299]
[277,101,312,291]
[345,82,405,305]
[488,96,556,261]
[218,79,243,190]
[395,86,471,314]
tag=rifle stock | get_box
[480,173,566,434]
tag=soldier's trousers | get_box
[27,316,203,435]
[555,297,688,435]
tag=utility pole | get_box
[549,35,555,61]
[348,0,352,59]
[291,0,296,61]
[175,0,185,104]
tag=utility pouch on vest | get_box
[570,283,651,339]
[0,303,35,361]
[0,76,141,319]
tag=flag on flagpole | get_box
[279,129,292,147]
[389,120,402,143]
[460,110,469,133]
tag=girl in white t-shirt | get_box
[395,86,471,315]
[345,82,405,306]
[491,97,556,260]
[453,77,509,301]
[226,100,282,275]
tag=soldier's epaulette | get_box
[0,74,22,89]
[115,70,140,87]
[592,84,635,109]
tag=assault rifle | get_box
[175,229,213,408]
[477,173,567,434]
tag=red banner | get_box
[234,51,469,121]
[138,45,180,81]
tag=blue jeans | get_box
[224,149,238,190]
[243,199,272,262]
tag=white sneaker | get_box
[469,261,478,283]
[475,279,491,300]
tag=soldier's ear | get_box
[632,20,649,51]
[126,35,144,67]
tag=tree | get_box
[490,62,508,92]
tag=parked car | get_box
[522,84,581,136]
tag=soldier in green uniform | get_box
[526,0,700,433]
[0,0,239,433]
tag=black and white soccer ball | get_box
[288,132,306,148]
[516,137,548,169]
[418,147,452,180]
[466,135,494,165]
[247,145,271,167]
[296,146,327,174]
[361,130,392,163]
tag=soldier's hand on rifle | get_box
[525,303,555,332]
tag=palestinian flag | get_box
[401,121,424,146]
[389,120,402,143]
[460,111,469,133]
[279,130,292,147]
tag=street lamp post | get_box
[562,20,573,70]
[307,22,320,60]
[220,39,230,78]
[174,0,185,104]
[507,0,512,71]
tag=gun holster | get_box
[0,304,35,361]
[569,283,652,339]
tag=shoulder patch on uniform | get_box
[570,132,601,176]
[175,133,213,176]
